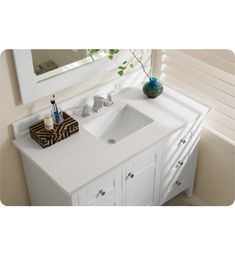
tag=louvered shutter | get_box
[158,50,235,143]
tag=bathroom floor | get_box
[164,192,209,206]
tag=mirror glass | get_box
[13,49,134,104]
[31,49,106,82]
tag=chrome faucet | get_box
[81,104,90,118]
[92,94,113,112]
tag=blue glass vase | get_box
[143,77,163,98]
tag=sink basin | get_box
[83,105,153,144]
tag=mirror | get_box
[13,49,133,104]
[31,50,106,82]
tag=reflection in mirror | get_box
[31,49,106,82]
[13,49,134,104]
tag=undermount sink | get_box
[83,105,153,144]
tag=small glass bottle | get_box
[51,107,63,125]
[44,114,53,130]
[50,95,63,125]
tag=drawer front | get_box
[83,190,116,206]
[163,118,203,177]
[165,121,194,152]
[164,131,192,176]
[165,155,191,203]
[161,153,189,204]
[164,124,192,171]
[78,168,121,206]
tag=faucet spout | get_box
[92,95,113,112]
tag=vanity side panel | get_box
[21,155,73,206]
[186,142,199,197]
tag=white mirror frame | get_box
[13,50,132,104]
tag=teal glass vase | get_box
[143,77,163,98]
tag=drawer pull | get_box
[176,160,184,167]
[127,172,135,179]
[98,189,106,196]
[176,180,182,186]
[180,139,186,144]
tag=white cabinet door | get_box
[123,146,157,206]
[78,167,122,206]
[124,162,156,206]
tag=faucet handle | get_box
[107,93,112,102]
[81,104,90,118]
[94,95,101,99]
[107,84,117,103]
[92,95,103,112]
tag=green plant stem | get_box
[124,55,135,69]
[88,50,94,62]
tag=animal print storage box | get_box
[30,112,79,148]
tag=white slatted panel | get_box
[159,50,235,142]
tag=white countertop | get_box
[13,85,209,195]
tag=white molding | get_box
[152,49,162,78]
[35,51,106,82]
[13,50,36,103]
[13,50,140,104]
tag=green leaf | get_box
[108,49,119,55]
[122,61,127,64]
[130,64,134,68]
[89,49,100,54]
[118,70,124,76]
[108,55,113,60]
[118,66,124,69]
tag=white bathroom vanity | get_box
[12,83,209,206]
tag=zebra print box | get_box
[30,112,79,148]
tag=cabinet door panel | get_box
[125,162,155,206]
[127,146,156,173]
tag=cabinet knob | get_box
[180,139,186,144]
[176,160,184,167]
[176,181,181,186]
[128,172,135,178]
[98,189,106,196]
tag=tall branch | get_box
[129,49,150,79]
